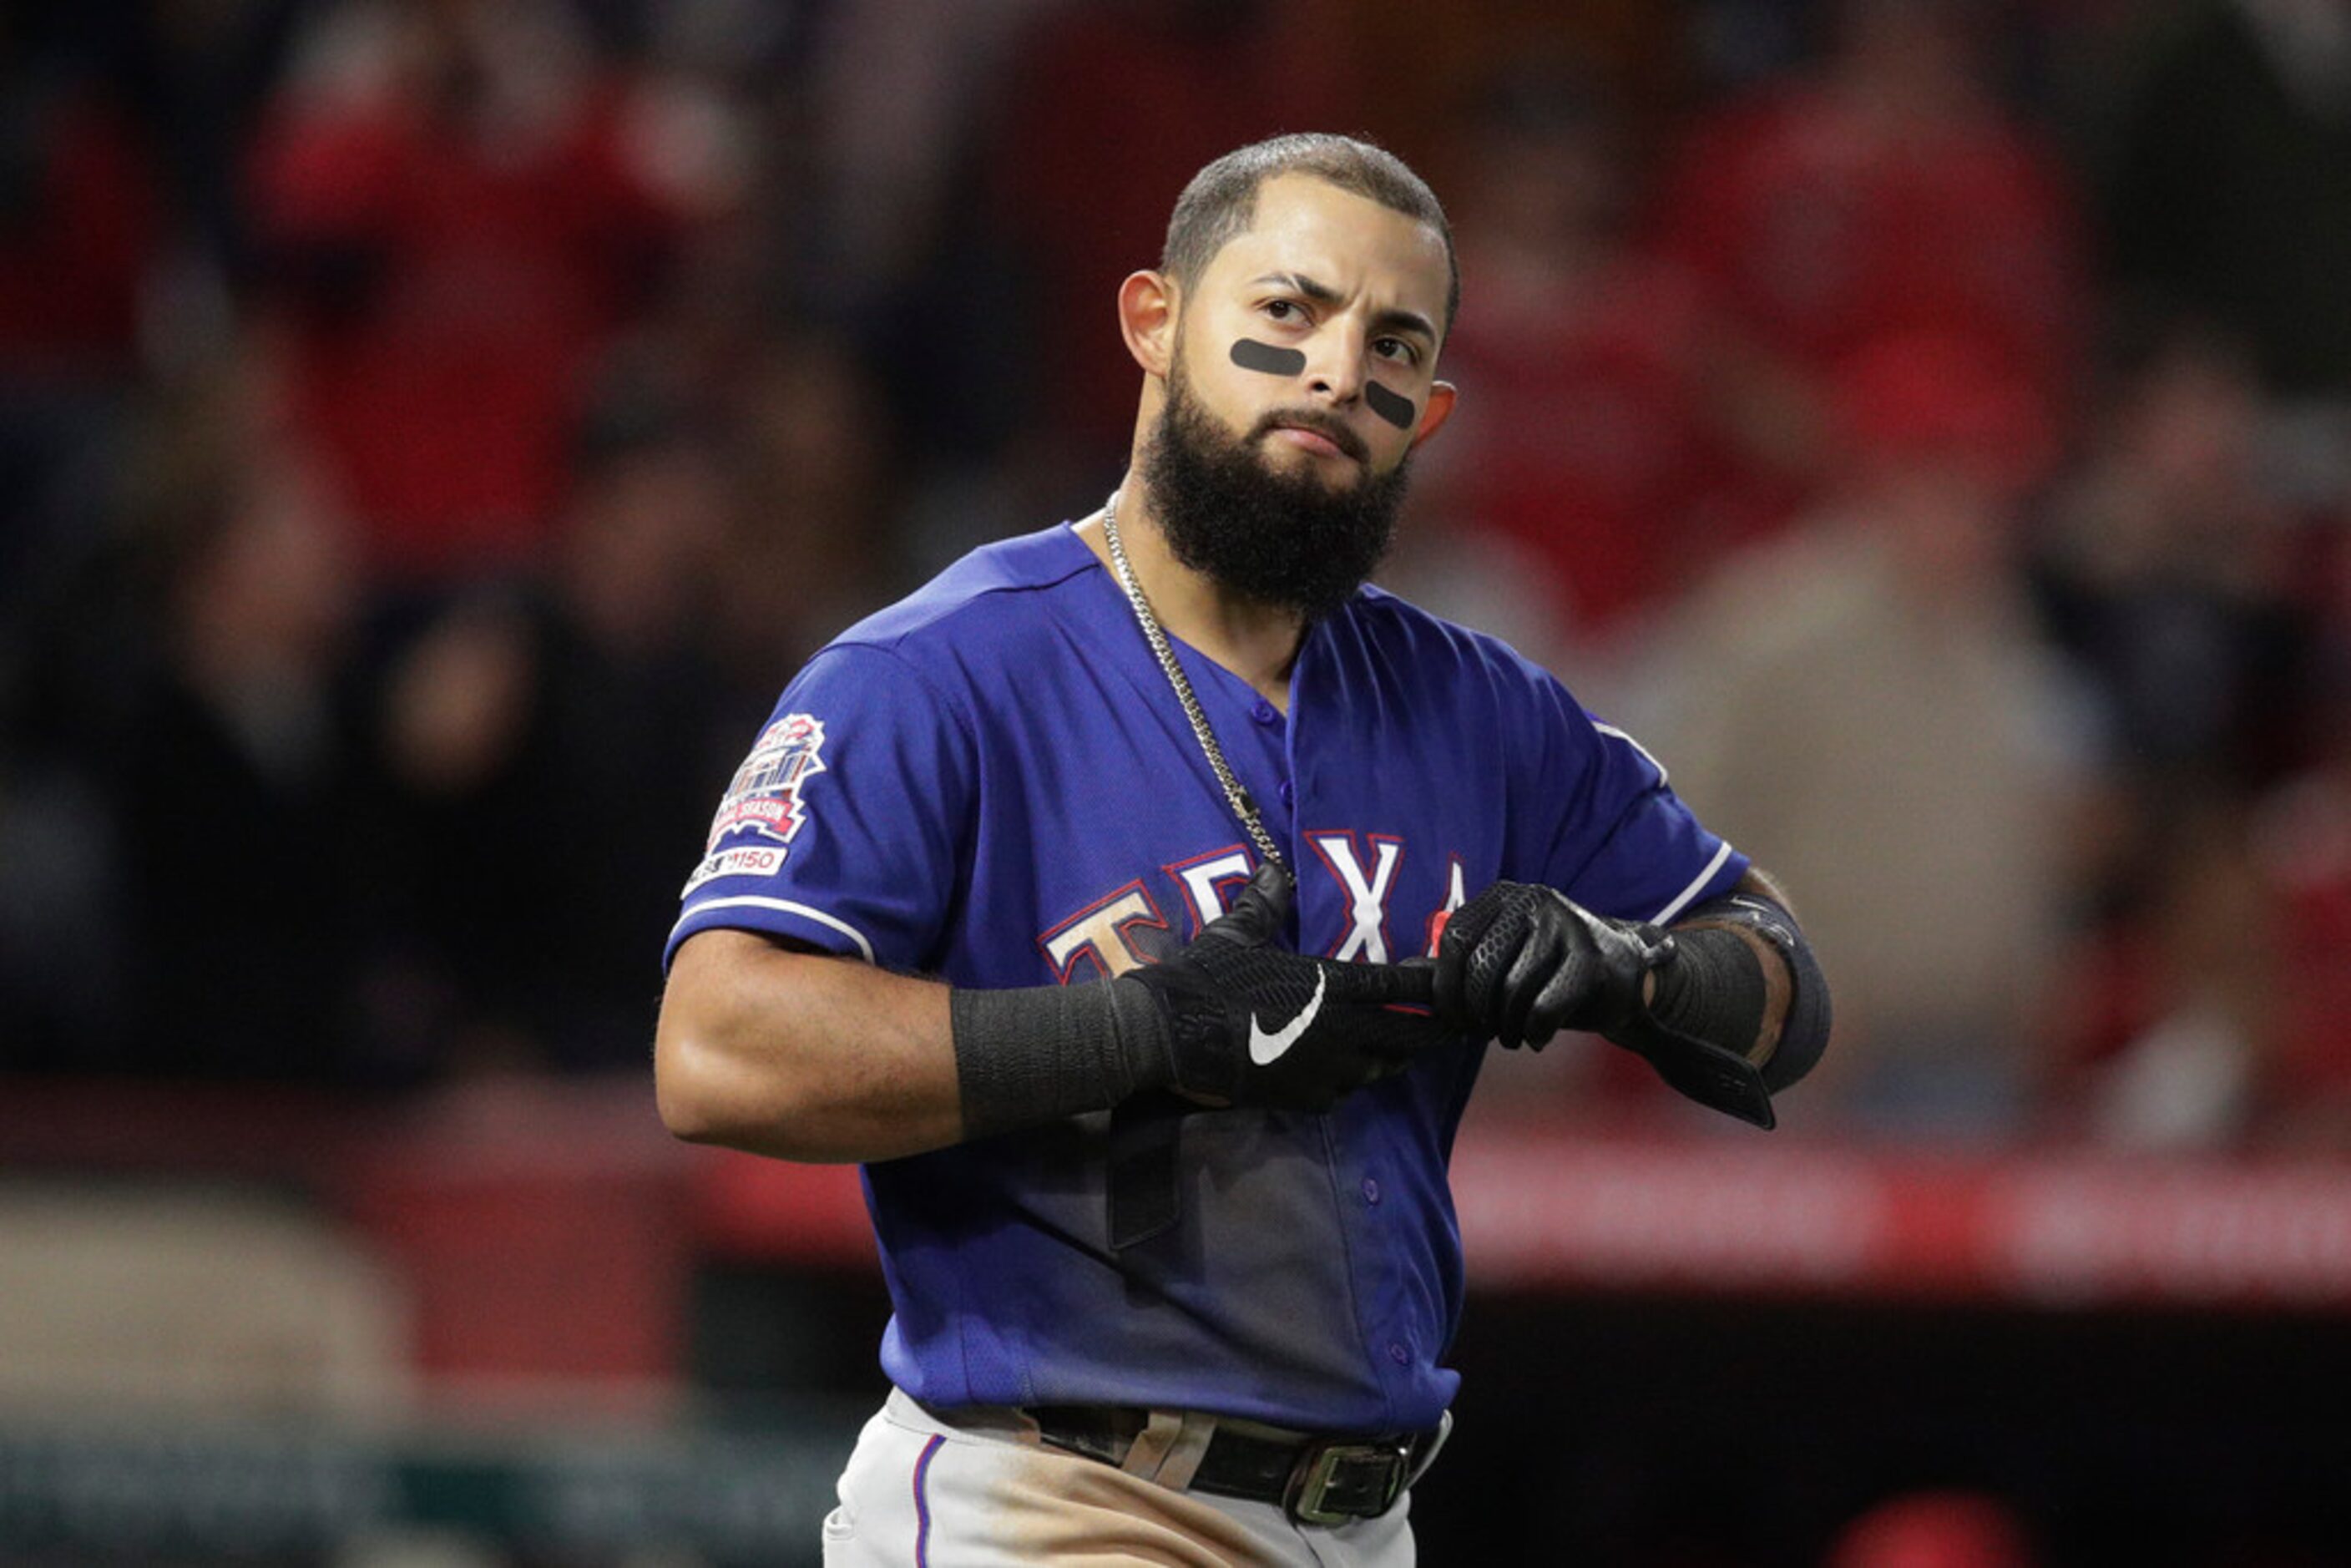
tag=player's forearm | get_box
[657,867,1452,1161]
[655,928,964,1163]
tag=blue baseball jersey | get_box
[666,522,1746,1433]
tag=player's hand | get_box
[1119,862,1451,1110]
[1431,881,1670,1050]
[1433,879,1777,1126]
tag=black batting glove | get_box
[1432,879,1777,1127]
[1432,881,1671,1050]
[1116,862,1450,1110]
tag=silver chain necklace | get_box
[1098,489,1288,875]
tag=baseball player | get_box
[655,134,1829,1566]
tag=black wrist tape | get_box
[949,979,1170,1140]
[1645,926,1767,1055]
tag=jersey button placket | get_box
[1245,693,1292,858]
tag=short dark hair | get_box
[1160,133,1459,339]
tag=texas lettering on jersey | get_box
[1039,839,1472,981]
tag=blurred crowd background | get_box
[9,0,2351,1152]
[6,0,2351,1563]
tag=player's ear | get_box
[1410,380,1459,450]
[1119,271,1179,378]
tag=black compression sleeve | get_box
[1645,926,1767,1059]
[1647,896,1832,1093]
[948,979,1172,1140]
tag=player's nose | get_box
[1303,323,1371,406]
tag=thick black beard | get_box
[1140,365,1412,621]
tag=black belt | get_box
[1029,1404,1449,1526]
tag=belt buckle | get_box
[1282,1437,1413,1527]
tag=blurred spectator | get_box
[0,22,156,383]
[1647,332,2086,1139]
[811,0,1055,298]
[361,405,744,1075]
[0,17,161,641]
[2059,797,2280,1150]
[110,0,305,316]
[969,0,1364,509]
[2102,0,2351,522]
[2105,0,2351,405]
[245,0,718,585]
[1416,58,1736,663]
[2025,321,2334,1150]
[1687,0,1819,92]
[2252,736,2351,1148]
[104,421,377,1082]
[706,330,906,707]
[1652,0,2089,529]
[1345,0,1698,161]
[2027,320,2313,799]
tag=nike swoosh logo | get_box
[1248,969,1328,1065]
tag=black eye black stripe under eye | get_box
[1230,338,1307,376]
[1364,381,1415,430]
[1231,337,1418,429]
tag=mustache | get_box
[1250,408,1369,464]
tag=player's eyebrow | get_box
[1252,272,1438,346]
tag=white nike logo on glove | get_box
[1248,969,1328,1065]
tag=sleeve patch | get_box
[688,714,830,891]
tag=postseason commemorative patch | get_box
[685,713,829,893]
